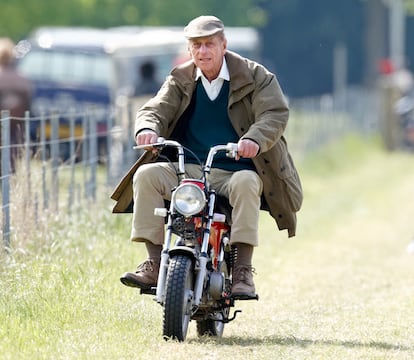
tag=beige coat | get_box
[111,51,303,237]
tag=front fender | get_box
[169,246,197,261]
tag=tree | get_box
[0,0,261,41]
[404,0,414,14]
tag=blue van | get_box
[16,26,185,160]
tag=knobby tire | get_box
[163,255,194,341]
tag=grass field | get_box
[1,135,413,359]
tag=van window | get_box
[18,49,112,87]
[113,52,178,93]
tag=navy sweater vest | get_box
[181,80,255,172]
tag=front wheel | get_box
[163,255,194,341]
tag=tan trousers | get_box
[131,162,263,246]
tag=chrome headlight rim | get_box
[172,183,206,216]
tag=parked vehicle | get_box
[133,138,258,341]
[15,27,185,160]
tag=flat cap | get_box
[184,15,224,39]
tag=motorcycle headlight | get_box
[172,183,206,216]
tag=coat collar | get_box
[225,51,255,92]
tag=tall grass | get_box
[1,134,414,359]
[2,158,106,253]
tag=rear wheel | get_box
[196,311,226,337]
[196,262,230,337]
[163,255,194,341]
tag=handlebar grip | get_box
[226,142,238,151]
[133,137,165,150]
[226,142,238,158]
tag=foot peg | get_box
[231,293,259,301]
[139,287,157,295]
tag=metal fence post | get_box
[106,109,113,186]
[88,108,97,201]
[68,110,76,214]
[50,111,60,213]
[24,110,32,199]
[1,110,11,250]
[40,112,48,210]
[82,112,88,197]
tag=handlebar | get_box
[133,138,239,176]
[204,143,238,173]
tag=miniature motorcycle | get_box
[134,138,257,341]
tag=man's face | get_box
[188,34,227,81]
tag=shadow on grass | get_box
[190,335,412,352]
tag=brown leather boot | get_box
[231,265,256,298]
[120,259,159,289]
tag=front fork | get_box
[192,192,217,306]
[155,201,175,304]
[155,193,217,307]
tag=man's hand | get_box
[236,139,259,160]
[135,130,158,146]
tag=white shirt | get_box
[195,57,230,101]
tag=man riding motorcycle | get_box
[111,15,303,299]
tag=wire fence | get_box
[1,87,380,250]
[0,107,116,251]
[287,86,380,159]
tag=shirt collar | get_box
[195,56,230,82]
